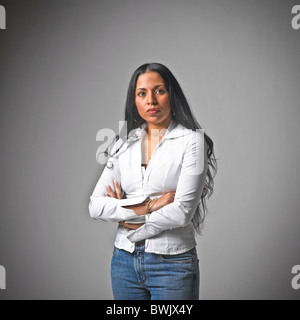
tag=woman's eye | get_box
[156,89,165,94]
[137,92,146,97]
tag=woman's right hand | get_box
[121,191,176,217]
[151,192,176,212]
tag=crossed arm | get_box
[90,131,207,242]
[105,180,175,230]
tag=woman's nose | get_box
[147,92,157,105]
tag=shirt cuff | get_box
[126,224,158,243]
[117,196,149,221]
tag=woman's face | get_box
[135,71,172,128]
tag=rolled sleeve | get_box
[89,195,148,222]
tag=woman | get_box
[89,63,217,300]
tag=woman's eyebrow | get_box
[137,84,165,91]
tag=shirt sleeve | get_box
[127,130,208,243]
[89,141,148,223]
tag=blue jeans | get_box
[111,242,200,300]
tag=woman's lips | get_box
[147,109,160,115]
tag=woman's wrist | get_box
[145,198,158,214]
[123,196,163,216]
[119,221,145,231]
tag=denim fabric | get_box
[111,244,200,300]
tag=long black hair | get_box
[108,63,217,233]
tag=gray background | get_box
[0,0,299,300]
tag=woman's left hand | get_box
[105,180,124,199]
[105,180,145,230]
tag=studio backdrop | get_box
[0,0,300,300]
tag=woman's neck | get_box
[146,118,172,139]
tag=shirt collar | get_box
[129,120,191,141]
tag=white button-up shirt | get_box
[89,120,208,254]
